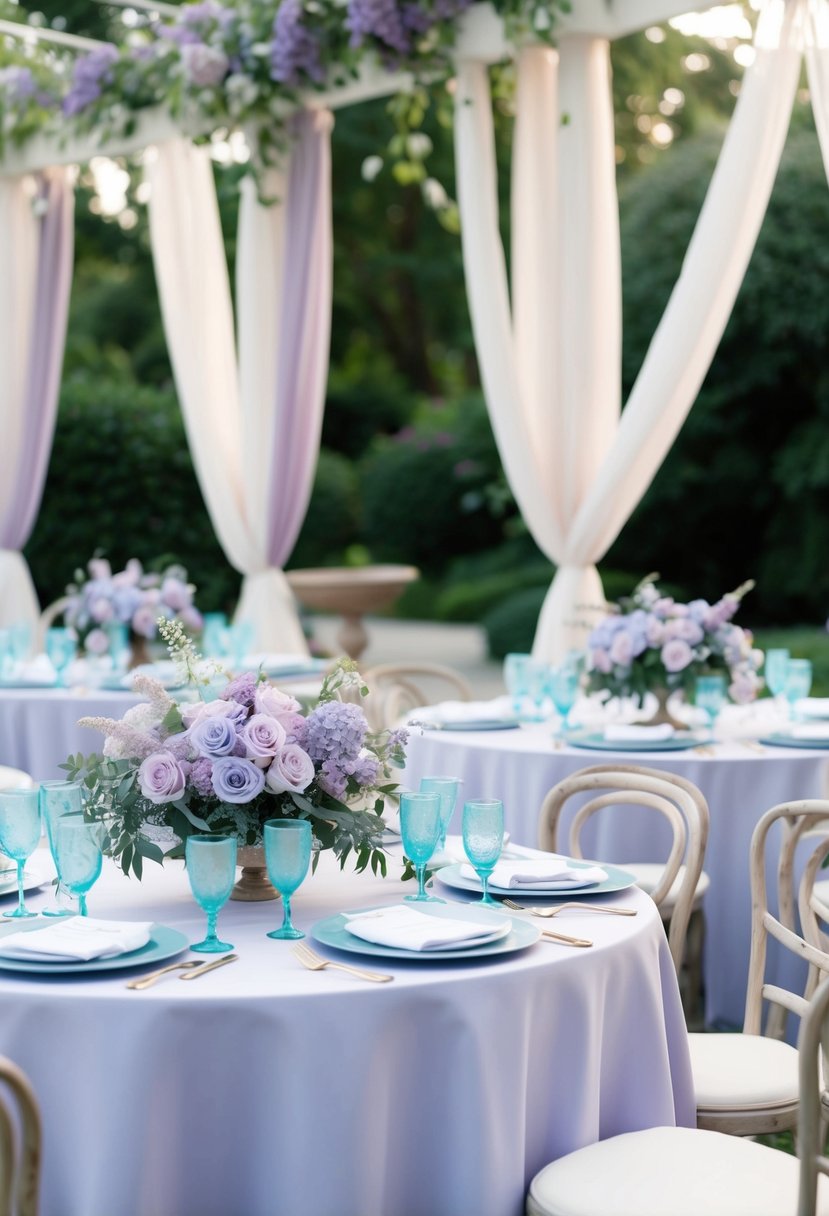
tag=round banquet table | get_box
[400,722,829,1031]
[0,686,139,780]
[0,850,692,1216]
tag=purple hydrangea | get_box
[303,701,367,764]
[63,45,119,117]
[190,756,215,797]
[270,0,325,85]
[223,672,258,708]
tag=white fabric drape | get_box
[147,113,333,654]
[455,0,804,660]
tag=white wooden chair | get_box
[526,969,829,1216]
[687,801,829,1137]
[0,1056,41,1216]
[36,597,71,651]
[537,765,708,976]
[358,662,473,732]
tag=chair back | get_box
[797,971,829,1216]
[359,663,473,731]
[744,801,829,1040]
[538,764,709,972]
[36,597,70,651]
[0,1056,40,1216]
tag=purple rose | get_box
[160,576,192,612]
[669,618,704,646]
[266,744,316,794]
[608,630,633,667]
[182,699,245,729]
[211,756,265,803]
[661,639,694,673]
[240,713,287,766]
[190,715,238,758]
[89,596,114,624]
[591,647,613,675]
[84,627,109,655]
[255,685,302,721]
[131,605,157,638]
[138,751,186,804]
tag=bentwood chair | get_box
[0,1056,41,1216]
[358,662,472,731]
[526,969,829,1216]
[688,801,829,1137]
[538,766,708,976]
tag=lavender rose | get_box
[265,745,316,794]
[182,699,245,729]
[255,685,302,722]
[661,639,694,673]
[240,713,287,766]
[189,715,238,758]
[211,756,265,803]
[138,751,187,804]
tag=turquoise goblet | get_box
[45,627,77,687]
[54,816,102,918]
[419,775,461,855]
[40,780,83,916]
[695,674,726,729]
[0,788,41,919]
[548,664,580,733]
[784,659,813,721]
[264,819,312,940]
[462,799,504,907]
[503,653,532,718]
[764,648,790,699]
[185,835,236,952]
[400,791,442,902]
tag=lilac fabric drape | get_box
[0,168,74,632]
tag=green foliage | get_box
[288,449,361,569]
[483,585,548,658]
[609,111,829,626]
[25,374,240,614]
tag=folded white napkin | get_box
[344,905,508,951]
[788,724,829,741]
[462,856,607,890]
[0,917,153,962]
[603,723,676,742]
[796,699,829,720]
[420,697,515,724]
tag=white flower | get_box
[422,178,448,209]
[361,155,383,182]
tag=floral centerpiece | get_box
[63,556,203,658]
[63,623,407,881]
[585,576,763,709]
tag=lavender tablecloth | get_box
[0,850,692,1216]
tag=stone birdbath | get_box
[286,565,419,660]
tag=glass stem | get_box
[79,892,88,917]
[479,870,492,905]
[282,894,293,932]
[16,861,25,916]
[205,907,218,943]
[416,864,427,900]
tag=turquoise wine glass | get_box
[45,627,77,687]
[39,780,83,916]
[185,835,236,952]
[264,819,312,940]
[503,653,532,718]
[400,791,442,902]
[0,788,41,919]
[419,775,461,854]
[784,659,812,721]
[105,622,130,673]
[548,664,580,733]
[53,816,102,918]
[694,674,726,729]
[764,648,790,699]
[462,799,504,907]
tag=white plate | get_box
[0,869,48,898]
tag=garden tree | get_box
[607,105,829,625]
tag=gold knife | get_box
[539,929,593,948]
[179,952,239,981]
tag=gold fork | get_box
[293,941,393,983]
[501,898,636,919]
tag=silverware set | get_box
[126,953,238,990]
[498,896,638,948]
[292,940,393,983]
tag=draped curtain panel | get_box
[0,168,74,635]
[455,0,803,661]
[147,109,333,654]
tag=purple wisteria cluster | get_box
[74,662,408,878]
[64,557,203,655]
[586,578,763,705]
[63,45,120,117]
[345,0,473,59]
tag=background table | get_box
[0,686,139,780]
[0,850,692,1216]
[401,723,829,1030]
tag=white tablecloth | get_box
[0,850,692,1216]
[401,723,829,1030]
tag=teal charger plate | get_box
[310,902,540,961]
